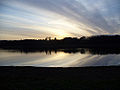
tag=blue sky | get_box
[0,0,120,40]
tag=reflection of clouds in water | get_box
[69,55,100,67]
[0,49,120,67]
[0,50,50,66]
[48,53,89,67]
[23,52,70,66]
[72,55,120,67]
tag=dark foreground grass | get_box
[0,66,120,90]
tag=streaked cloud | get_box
[0,0,120,40]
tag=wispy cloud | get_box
[0,0,120,40]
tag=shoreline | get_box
[0,66,120,89]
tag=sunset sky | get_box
[0,0,120,40]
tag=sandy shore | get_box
[0,66,120,90]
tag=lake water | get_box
[0,48,120,67]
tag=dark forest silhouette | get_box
[0,35,120,49]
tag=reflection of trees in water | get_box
[1,48,120,55]
[45,50,57,55]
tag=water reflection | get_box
[1,48,120,55]
[0,48,120,67]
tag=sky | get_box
[0,0,120,40]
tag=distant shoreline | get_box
[0,35,120,49]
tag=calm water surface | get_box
[0,49,120,67]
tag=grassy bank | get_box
[0,66,120,90]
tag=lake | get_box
[0,48,120,67]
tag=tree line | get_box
[0,35,120,49]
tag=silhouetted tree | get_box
[0,35,120,49]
